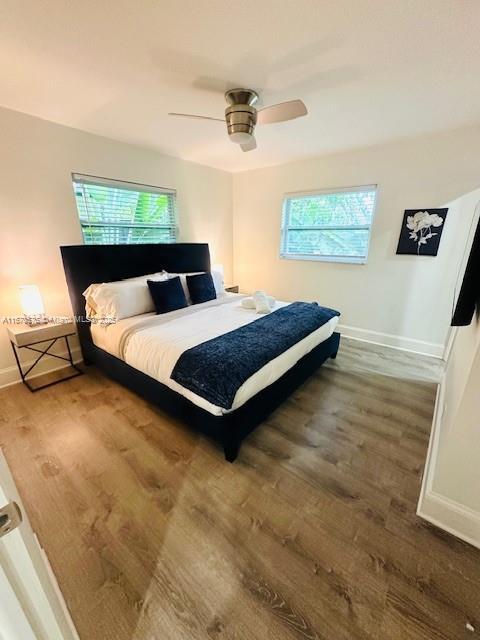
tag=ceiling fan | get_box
[168,88,307,152]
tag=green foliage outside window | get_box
[73,178,177,245]
[281,188,376,262]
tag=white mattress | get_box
[91,294,338,416]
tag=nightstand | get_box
[7,320,83,392]
[225,285,239,293]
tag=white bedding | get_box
[91,294,338,416]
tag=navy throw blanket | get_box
[171,302,340,409]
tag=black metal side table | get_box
[7,321,83,392]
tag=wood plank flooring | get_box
[0,340,479,639]
[330,337,444,383]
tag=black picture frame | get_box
[396,208,448,256]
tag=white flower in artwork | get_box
[406,211,444,254]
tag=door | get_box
[0,449,79,640]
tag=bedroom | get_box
[0,1,479,639]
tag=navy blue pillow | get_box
[147,277,187,314]
[187,272,217,304]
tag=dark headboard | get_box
[60,243,211,360]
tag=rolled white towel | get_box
[253,290,271,314]
[241,297,255,309]
[241,295,276,310]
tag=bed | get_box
[61,243,340,461]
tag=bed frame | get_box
[60,243,340,462]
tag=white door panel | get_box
[0,449,79,640]
[0,561,37,640]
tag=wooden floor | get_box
[330,337,444,383]
[0,339,479,640]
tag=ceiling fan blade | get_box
[257,99,307,125]
[240,137,257,152]
[168,112,224,123]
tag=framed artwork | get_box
[396,208,448,256]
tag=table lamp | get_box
[19,285,47,326]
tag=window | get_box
[280,185,377,264]
[72,174,178,245]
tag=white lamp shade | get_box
[19,285,45,316]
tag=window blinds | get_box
[280,185,377,263]
[72,174,178,245]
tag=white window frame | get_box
[280,184,377,265]
[72,173,178,245]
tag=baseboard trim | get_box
[417,374,480,550]
[0,347,82,389]
[418,491,480,551]
[337,323,445,358]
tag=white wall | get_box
[418,193,480,548]
[0,107,232,385]
[435,338,480,504]
[233,126,480,356]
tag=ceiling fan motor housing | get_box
[225,89,258,144]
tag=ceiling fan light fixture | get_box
[229,131,253,144]
[168,87,307,153]
[225,88,259,107]
[225,102,257,144]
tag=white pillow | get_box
[167,270,225,304]
[83,283,103,319]
[123,271,167,283]
[83,272,168,319]
[93,281,154,320]
[211,270,226,297]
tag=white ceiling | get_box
[1,0,480,172]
